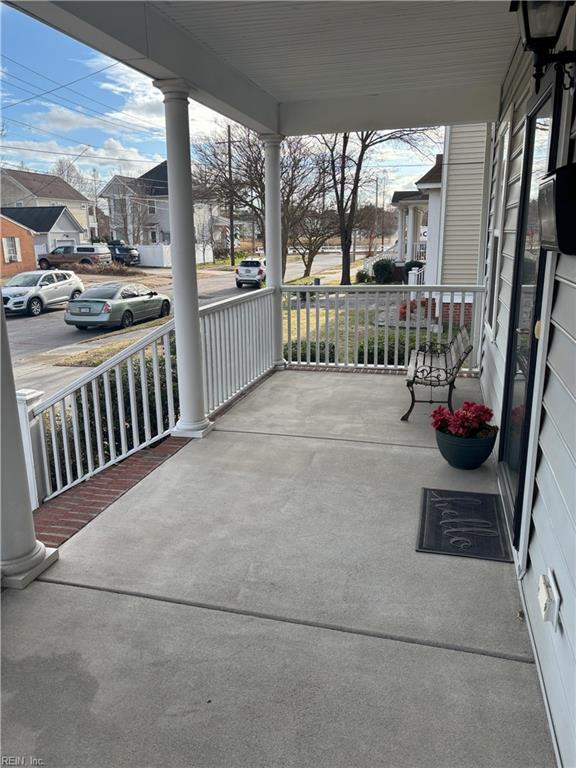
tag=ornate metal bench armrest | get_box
[413,364,453,385]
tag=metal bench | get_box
[400,326,473,421]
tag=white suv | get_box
[236,259,266,288]
[2,270,84,316]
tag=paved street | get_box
[8,251,345,394]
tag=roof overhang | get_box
[11,1,520,135]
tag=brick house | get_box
[0,214,37,278]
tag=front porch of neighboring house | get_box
[2,369,556,767]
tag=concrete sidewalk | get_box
[1,372,555,767]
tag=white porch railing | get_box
[412,241,427,260]
[23,289,275,502]
[408,266,426,287]
[282,284,484,373]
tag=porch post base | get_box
[171,418,214,439]
[1,543,59,590]
[273,359,287,370]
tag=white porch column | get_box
[262,133,285,368]
[397,207,405,261]
[154,79,212,438]
[406,205,415,262]
[1,311,58,588]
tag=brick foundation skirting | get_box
[33,437,190,548]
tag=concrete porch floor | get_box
[2,372,555,767]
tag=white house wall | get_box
[440,123,490,284]
[481,14,576,765]
[424,188,441,283]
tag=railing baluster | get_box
[334,292,340,366]
[81,385,94,475]
[138,351,151,443]
[127,356,140,449]
[353,292,360,366]
[59,398,72,487]
[286,291,292,364]
[394,291,400,368]
[315,290,320,365]
[364,290,370,367]
[305,291,311,364]
[296,292,302,365]
[437,292,443,347]
[70,390,83,479]
[414,288,421,354]
[344,293,350,367]
[163,332,175,427]
[384,292,389,369]
[324,290,330,366]
[103,370,117,461]
[200,316,209,416]
[38,413,52,497]
[92,379,105,468]
[426,289,433,346]
[115,363,128,454]
[48,405,62,491]
[448,291,455,345]
[404,289,410,368]
[151,342,163,437]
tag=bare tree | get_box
[50,158,91,197]
[195,125,329,278]
[291,208,339,277]
[319,130,440,284]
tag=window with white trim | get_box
[2,236,22,263]
[148,200,156,214]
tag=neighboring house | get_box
[0,168,97,241]
[99,161,224,246]
[1,206,85,259]
[95,207,111,241]
[0,214,36,277]
[390,124,491,285]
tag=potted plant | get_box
[431,401,498,470]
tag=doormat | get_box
[417,488,512,562]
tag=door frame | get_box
[498,65,563,548]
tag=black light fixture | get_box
[510,1,576,92]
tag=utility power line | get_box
[2,74,161,137]
[2,61,119,109]
[1,53,163,131]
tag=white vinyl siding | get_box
[480,13,576,765]
[440,123,490,285]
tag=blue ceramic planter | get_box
[435,429,497,470]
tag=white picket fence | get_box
[22,289,275,502]
[282,284,484,372]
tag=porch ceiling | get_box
[13,1,520,134]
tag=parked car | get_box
[38,243,112,270]
[236,259,266,288]
[109,243,140,266]
[2,270,84,316]
[64,282,171,330]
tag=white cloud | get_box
[85,54,225,139]
[0,137,162,178]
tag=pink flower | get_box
[431,401,495,437]
[431,406,451,431]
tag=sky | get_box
[0,3,443,204]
